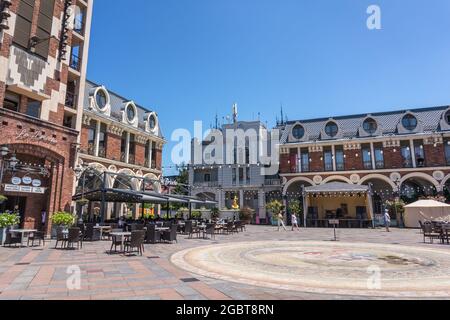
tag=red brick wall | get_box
[424,144,446,167]
[155,148,162,171]
[309,151,323,172]
[135,143,146,167]
[279,154,290,174]
[383,147,403,169]
[344,149,363,171]
[106,133,122,162]
[80,124,90,154]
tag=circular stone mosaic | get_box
[171,241,450,298]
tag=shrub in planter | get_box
[0,212,20,245]
[266,200,284,226]
[239,207,254,223]
[52,212,76,228]
[191,210,202,220]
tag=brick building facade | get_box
[0,0,93,234]
[278,106,450,226]
[76,81,165,220]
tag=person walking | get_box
[278,211,287,231]
[291,213,300,231]
[384,208,391,232]
[41,209,47,231]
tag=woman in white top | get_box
[291,214,300,231]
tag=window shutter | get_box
[13,0,35,48]
[35,0,55,58]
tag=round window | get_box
[402,114,418,131]
[292,124,305,140]
[325,122,339,137]
[363,118,378,134]
[445,110,450,125]
[149,115,157,130]
[96,90,107,110]
[126,104,136,122]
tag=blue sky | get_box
[86,0,450,175]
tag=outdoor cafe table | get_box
[8,229,37,247]
[94,225,112,239]
[110,232,131,253]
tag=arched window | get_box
[402,114,418,131]
[325,122,339,137]
[363,118,378,135]
[126,104,136,122]
[292,125,305,139]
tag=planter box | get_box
[0,228,6,246]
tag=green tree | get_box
[266,200,284,220]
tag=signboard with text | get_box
[4,184,46,194]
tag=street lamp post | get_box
[394,178,403,228]
[0,146,9,191]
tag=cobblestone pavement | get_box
[0,226,449,300]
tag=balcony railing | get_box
[265,179,281,186]
[324,163,333,172]
[65,91,77,109]
[336,162,345,171]
[402,158,413,168]
[98,146,106,158]
[363,161,373,170]
[128,154,136,165]
[70,53,82,71]
[194,181,219,187]
[120,152,126,163]
[87,143,95,156]
[375,161,385,169]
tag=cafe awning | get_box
[305,182,369,194]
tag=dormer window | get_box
[96,90,107,110]
[402,114,418,131]
[126,105,135,122]
[149,114,156,130]
[445,110,450,125]
[325,122,339,137]
[363,118,378,135]
[292,124,305,140]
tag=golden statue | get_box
[231,195,240,210]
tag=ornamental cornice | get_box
[309,145,323,153]
[424,135,444,145]
[383,140,401,148]
[82,115,92,126]
[107,124,124,136]
[343,143,361,151]
[136,135,149,144]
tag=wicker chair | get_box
[4,231,22,247]
[124,231,145,256]
[55,229,67,249]
[66,228,83,250]
[161,225,178,243]
[145,224,161,244]
[422,223,442,244]
[27,231,46,247]
[203,223,216,240]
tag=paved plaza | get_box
[0,226,449,300]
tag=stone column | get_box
[125,132,130,163]
[94,120,101,157]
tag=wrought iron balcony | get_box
[65,91,77,109]
[363,161,373,170]
[70,53,81,71]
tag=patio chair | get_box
[225,222,238,235]
[145,224,161,244]
[83,224,101,241]
[203,223,216,240]
[163,221,172,228]
[422,223,442,244]
[130,224,145,231]
[124,231,145,256]
[27,231,46,247]
[185,220,200,238]
[110,231,127,253]
[161,225,178,243]
[4,231,22,247]
[55,229,67,249]
[66,228,83,250]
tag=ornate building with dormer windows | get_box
[77,80,165,220]
[278,106,450,227]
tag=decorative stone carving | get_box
[390,172,401,182]
[350,174,361,184]
[136,135,149,145]
[424,135,443,146]
[309,145,323,153]
[106,124,124,136]
[280,147,289,155]
[383,140,401,148]
[343,143,361,151]
[82,115,92,126]
[433,171,445,181]
[313,175,323,185]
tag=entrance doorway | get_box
[1,196,27,227]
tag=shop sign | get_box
[22,177,32,185]
[4,184,46,194]
[16,128,57,145]
[32,179,42,187]
[11,177,22,185]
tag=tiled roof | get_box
[84,80,164,139]
[279,105,449,143]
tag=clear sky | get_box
[86,0,450,176]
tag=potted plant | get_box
[239,207,254,224]
[191,210,202,220]
[0,212,20,245]
[75,198,89,206]
[51,211,75,238]
[266,200,284,226]
[211,207,220,221]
